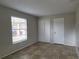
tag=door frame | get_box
[50,17,64,44]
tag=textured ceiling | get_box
[0,0,79,16]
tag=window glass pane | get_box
[12,30,17,36]
[12,23,19,29]
[19,23,27,29]
[19,30,26,35]
[11,16,27,44]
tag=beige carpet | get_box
[2,42,78,59]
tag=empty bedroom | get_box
[0,0,79,59]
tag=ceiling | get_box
[0,0,79,16]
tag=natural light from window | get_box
[11,16,27,44]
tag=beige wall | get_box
[0,6,38,58]
[38,13,76,46]
[76,7,79,58]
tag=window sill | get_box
[13,39,27,44]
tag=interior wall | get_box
[38,13,76,46]
[0,6,38,59]
[60,13,75,46]
[75,7,79,58]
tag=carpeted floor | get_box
[2,42,78,59]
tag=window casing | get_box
[11,16,27,44]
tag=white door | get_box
[38,19,45,42]
[38,18,50,42]
[52,18,64,44]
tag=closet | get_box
[38,17,64,44]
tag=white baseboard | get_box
[0,41,37,59]
[39,41,76,47]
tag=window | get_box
[11,16,27,44]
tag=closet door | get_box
[38,17,50,42]
[44,19,50,42]
[38,19,45,42]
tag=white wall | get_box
[38,13,76,46]
[0,6,38,58]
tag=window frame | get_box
[11,16,27,44]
